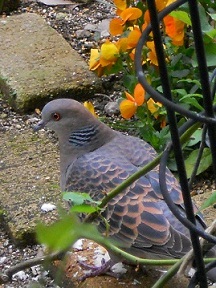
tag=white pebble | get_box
[12,270,28,281]
[41,203,56,212]
[0,256,7,264]
[111,262,127,274]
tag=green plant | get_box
[89,0,216,176]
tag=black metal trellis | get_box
[135,0,216,287]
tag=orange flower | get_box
[127,27,142,49]
[120,7,142,23]
[163,15,185,46]
[142,10,151,31]
[120,83,145,119]
[109,18,125,36]
[155,0,169,11]
[147,41,158,66]
[116,37,128,52]
[114,0,127,15]
[129,48,136,60]
[109,7,142,36]
[114,0,127,11]
[155,0,176,11]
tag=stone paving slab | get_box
[0,13,102,112]
[0,127,62,245]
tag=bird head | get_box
[33,98,99,135]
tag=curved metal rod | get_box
[159,145,216,244]
[188,260,216,288]
[134,0,216,125]
[136,0,216,243]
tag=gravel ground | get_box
[1,1,216,287]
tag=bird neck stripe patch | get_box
[69,125,98,146]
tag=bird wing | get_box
[64,142,195,259]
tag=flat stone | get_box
[37,0,74,5]
[0,13,102,112]
[0,127,62,246]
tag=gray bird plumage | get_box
[34,98,216,280]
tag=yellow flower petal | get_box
[134,83,145,106]
[101,40,119,61]
[147,98,162,118]
[83,101,97,117]
[120,99,137,119]
[89,49,100,70]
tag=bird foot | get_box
[78,258,120,281]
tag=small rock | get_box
[31,265,41,276]
[84,23,97,31]
[104,101,119,116]
[56,12,67,21]
[15,124,22,129]
[75,29,91,39]
[0,256,7,264]
[26,117,39,124]
[0,113,8,119]
[100,30,110,38]
[12,271,28,281]
[111,262,127,274]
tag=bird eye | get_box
[52,113,61,121]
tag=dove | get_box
[34,98,216,281]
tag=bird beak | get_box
[33,120,46,132]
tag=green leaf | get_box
[209,13,216,21]
[204,29,216,40]
[36,213,102,251]
[200,191,216,210]
[171,69,190,78]
[198,4,213,33]
[169,11,191,25]
[70,204,99,214]
[187,129,202,147]
[36,214,82,251]
[62,192,95,205]
[177,79,201,87]
[122,74,137,92]
[185,148,212,178]
[172,89,187,97]
[205,43,216,67]
[179,95,203,111]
